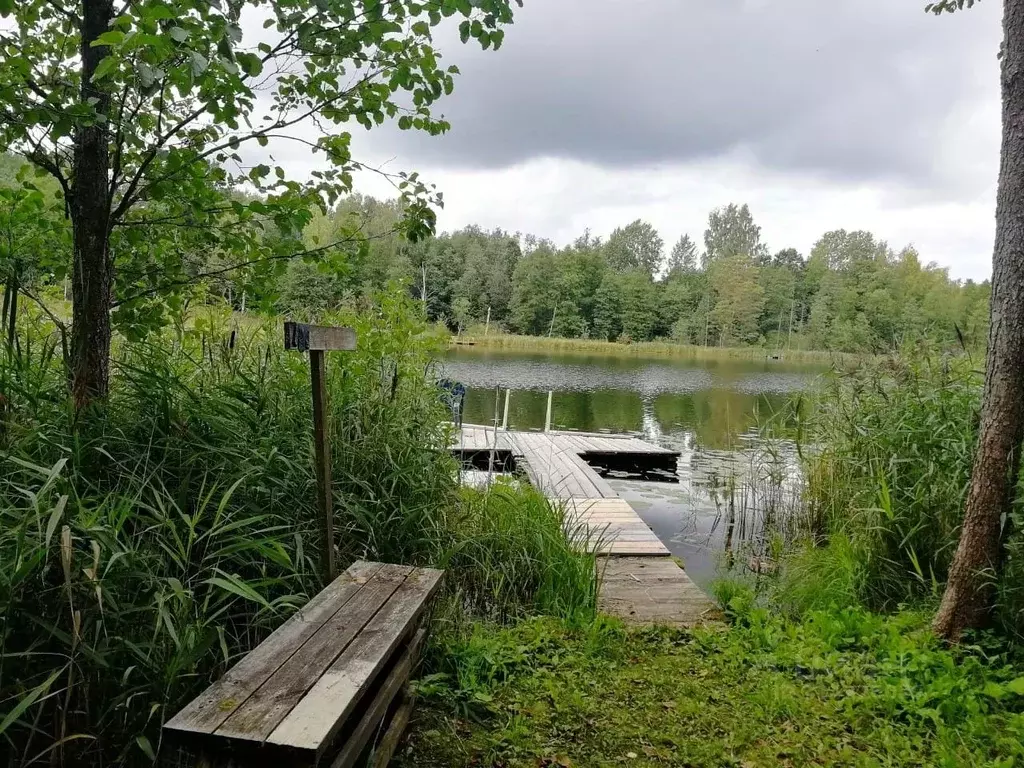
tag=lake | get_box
[440,347,825,588]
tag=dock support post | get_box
[544,390,553,432]
[502,389,511,430]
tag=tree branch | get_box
[42,0,81,25]
[111,228,397,308]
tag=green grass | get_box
[455,332,852,366]
[402,607,1024,768]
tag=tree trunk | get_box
[69,0,115,410]
[933,0,1024,642]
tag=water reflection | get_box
[440,348,821,587]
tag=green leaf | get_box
[1005,677,1024,695]
[982,681,1006,699]
[135,735,156,761]
[190,51,209,76]
[0,0,13,17]
[0,666,66,737]
[458,20,470,44]
[169,27,188,43]
[91,56,119,82]
[44,495,68,550]
[412,20,430,36]
[237,53,263,77]
[137,62,156,88]
[92,30,126,47]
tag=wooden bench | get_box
[164,561,443,767]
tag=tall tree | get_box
[591,273,624,341]
[710,254,765,345]
[605,220,664,277]
[666,234,699,277]
[0,0,517,409]
[931,0,1024,641]
[703,203,768,267]
[509,245,559,335]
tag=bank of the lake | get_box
[453,332,859,366]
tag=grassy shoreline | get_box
[451,332,854,366]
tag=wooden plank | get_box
[567,453,616,498]
[600,544,671,556]
[164,562,385,737]
[330,629,426,768]
[216,565,413,742]
[368,694,415,768]
[284,322,357,351]
[267,568,443,756]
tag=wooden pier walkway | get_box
[452,425,718,625]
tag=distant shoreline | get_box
[448,333,854,365]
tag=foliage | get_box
[605,220,664,277]
[0,0,519,402]
[0,293,592,767]
[797,356,980,613]
[265,199,988,354]
[437,483,598,626]
[402,607,1024,767]
[793,350,1024,641]
[704,202,768,266]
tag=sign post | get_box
[284,322,357,583]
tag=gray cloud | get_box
[361,0,1001,190]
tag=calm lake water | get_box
[441,347,825,588]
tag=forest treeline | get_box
[281,197,990,354]
[1,152,989,354]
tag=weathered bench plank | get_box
[164,561,443,766]
[164,561,385,737]
[216,564,414,742]
[329,628,426,768]
[267,567,443,756]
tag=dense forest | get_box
[270,198,992,354]
[1,153,989,354]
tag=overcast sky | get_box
[313,0,1004,281]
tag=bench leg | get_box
[368,689,416,768]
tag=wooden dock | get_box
[452,425,718,625]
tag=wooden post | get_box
[284,322,357,584]
[484,306,491,337]
[309,349,334,582]
[544,390,553,432]
[502,389,510,430]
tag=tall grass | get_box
[759,353,1024,637]
[455,332,852,366]
[0,294,596,767]
[436,483,598,627]
[796,356,977,610]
